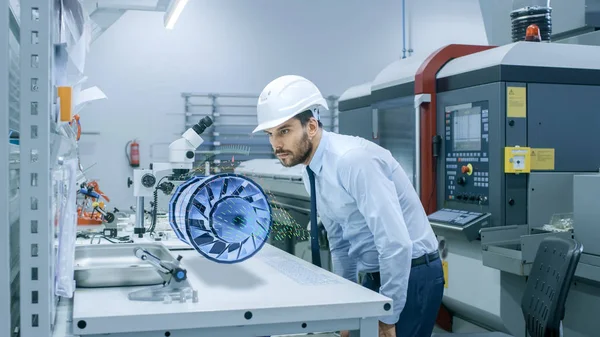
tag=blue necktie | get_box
[306,166,322,268]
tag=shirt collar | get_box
[308,129,328,175]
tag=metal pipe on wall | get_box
[402,0,407,58]
[401,0,413,58]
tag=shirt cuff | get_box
[379,312,400,325]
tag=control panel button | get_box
[461,163,473,175]
[457,177,467,185]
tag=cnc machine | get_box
[339,41,600,337]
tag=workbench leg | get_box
[358,317,378,337]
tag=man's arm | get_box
[320,215,358,283]
[338,149,413,325]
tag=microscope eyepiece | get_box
[192,116,213,135]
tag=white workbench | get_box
[60,243,390,337]
[75,230,193,250]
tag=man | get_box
[253,75,444,337]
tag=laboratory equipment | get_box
[76,180,115,226]
[73,243,173,288]
[127,246,195,303]
[129,116,213,237]
[169,173,272,263]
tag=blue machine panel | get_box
[444,101,490,205]
[169,173,272,263]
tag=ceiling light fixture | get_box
[164,0,189,30]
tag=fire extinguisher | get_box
[126,139,140,168]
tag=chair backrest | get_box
[521,236,583,337]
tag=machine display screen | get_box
[453,106,482,152]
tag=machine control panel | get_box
[428,208,491,241]
[444,101,489,205]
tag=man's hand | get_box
[340,330,350,337]
[378,321,396,337]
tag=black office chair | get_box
[433,236,583,337]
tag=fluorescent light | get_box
[164,0,189,29]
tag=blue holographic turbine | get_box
[169,173,272,263]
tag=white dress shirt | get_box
[301,130,439,325]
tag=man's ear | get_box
[308,117,319,137]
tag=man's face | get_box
[265,118,313,167]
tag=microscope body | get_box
[128,117,213,235]
[131,117,211,197]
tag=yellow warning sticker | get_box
[442,260,448,288]
[531,148,555,170]
[507,86,526,118]
[504,146,531,174]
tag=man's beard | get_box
[276,132,312,167]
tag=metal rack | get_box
[7,1,21,335]
[182,92,339,170]
[3,1,23,336]
[2,2,14,337]
[9,1,57,336]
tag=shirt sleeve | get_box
[337,148,413,325]
[320,215,358,283]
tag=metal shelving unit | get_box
[7,1,21,335]
[182,92,339,170]
[17,1,56,336]
[3,1,23,336]
[2,2,13,337]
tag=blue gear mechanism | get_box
[169,173,272,263]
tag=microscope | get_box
[128,116,213,237]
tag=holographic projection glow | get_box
[169,174,272,263]
[198,161,310,243]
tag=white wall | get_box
[407,0,489,58]
[79,0,491,210]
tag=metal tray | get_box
[74,243,173,288]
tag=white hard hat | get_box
[253,75,329,133]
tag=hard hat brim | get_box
[252,98,329,133]
[252,113,298,133]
